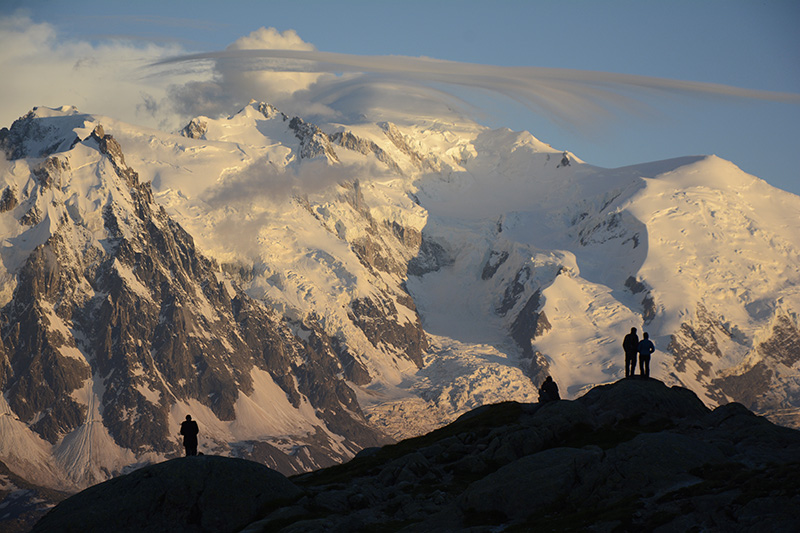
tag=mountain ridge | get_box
[0,102,799,507]
[0,108,396,491]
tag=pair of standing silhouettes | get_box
[623,327,655,378]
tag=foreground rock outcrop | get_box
[33,379,800,532]
[32,456,301,533]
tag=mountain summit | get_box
[0,102,799,505]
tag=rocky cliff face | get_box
[713,313,800,413]
[0,111,393,491]
[0,108,81,160]
[31,379,800,533]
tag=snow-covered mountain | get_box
[1,102,799,494]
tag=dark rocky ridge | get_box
[0,109,81,161]
[510,290,552,359]
[31,379,800,532]
[714,313,800,411]
[330,130,401,173]
[180,118,208,139]
[288,117,340,162]
[0,115,393,485]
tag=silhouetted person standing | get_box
[623,327,639,378]
[539,376,560,402]
[180,415,199,456]
[637,333,655,379]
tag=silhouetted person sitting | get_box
[637,332,655,379]
[180,414,199,456]
[538,376,560,402]
[623,327,639,378]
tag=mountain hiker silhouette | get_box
[180,415,199,456]
[637,332,655,379]
[538,376,561,402]
[623,327,639,378]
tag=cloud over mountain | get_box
[155,37,800,128]
[3,16,798,143]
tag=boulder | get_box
[460,447,603,520]
[577,377,710,426]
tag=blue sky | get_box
[2,0,798,194]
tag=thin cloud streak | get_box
[152,48,800,128]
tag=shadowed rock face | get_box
[0,113,394,486]
[34,379,800,532]
[32,456,303,533]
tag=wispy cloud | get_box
[202,156,390,209]
[3,18,798,147]
[152,43,800,129]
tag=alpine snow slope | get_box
[1,102,799,494]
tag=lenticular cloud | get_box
[153,48,800,128]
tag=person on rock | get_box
[623,327,639,378]
[637,332,655,379]
[180,414,200,456]
[538,376,561,402]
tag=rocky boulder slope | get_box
[33,379,800,532]
[31,456,301,533]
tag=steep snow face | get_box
[0,395,69,490]
[411,148,800,407]
[619,156,800,405]
[624,155,800,333]
[1,103,799,492]
[55,376,140,488]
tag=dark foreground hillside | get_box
[32,379,800,532]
